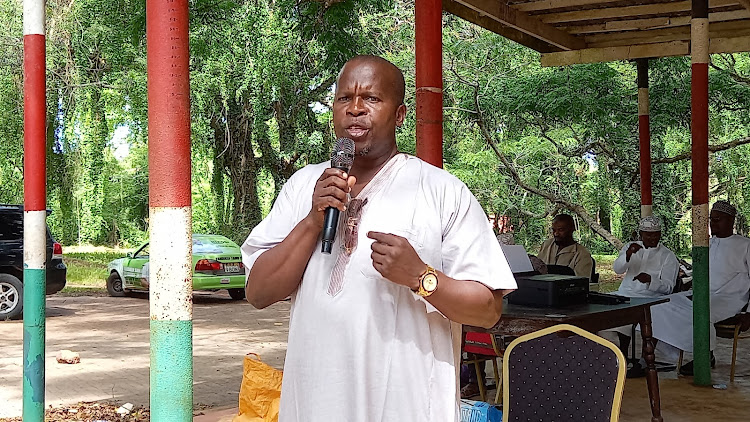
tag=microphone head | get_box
[331,137,355,172]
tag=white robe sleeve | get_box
[612,243,632,275]
[439,184,516,291]
[646,249,679,295]
[241,175,305,275]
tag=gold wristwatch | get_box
[415,265,439,297]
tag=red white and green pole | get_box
[147,0,193,419]
[637,58,653,218]
[691,0,711,386]
[22,0,47,420]
[415,0,443,168]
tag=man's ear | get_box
[395,104,406,127]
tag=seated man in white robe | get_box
[608,216,678,373]
[646,200,750,376]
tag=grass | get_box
[61,245,133,293]
[593,254,622,293]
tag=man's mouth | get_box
[346,126,369,138]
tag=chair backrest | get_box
[502,324,626,422]
[715,305,750,337]
[464,332,502,357]
[546,264,576,276]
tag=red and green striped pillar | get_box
[691,0,711,386]
[22,0,47,420]
[415,0,443,168]
[637,59,653,218]
[147,0,193,419]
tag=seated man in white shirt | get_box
[609,216,679,370]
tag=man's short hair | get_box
[552,213,575,229]
[337,55,406,105]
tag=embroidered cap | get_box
[712,200,737,217]
[638,216,662,232]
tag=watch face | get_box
[422,274,438,291]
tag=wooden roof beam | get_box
[538,0,738,24]
[562,10,750,35]
[443,0,562,53]
[451,0,586,50]
[540,36,750,66]
[514,0,624,13]
[540,41,690,66]
[583,19,750,48]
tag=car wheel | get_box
[0,274,23,320]
[228,288,246,300]
[107,273,127,297]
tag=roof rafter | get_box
[561,10,750,35]
[514,0,627,13]
[540,41,689,66]
[540,36,750,66]
[584,19,750,48]
[450,0,586,50]
[537,0,738,25]
[443,0,562,53]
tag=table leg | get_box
[641,307,663,422]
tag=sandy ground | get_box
[0,292,288,419]
[1,293,749,420]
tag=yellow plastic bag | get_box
[233,353,283,422]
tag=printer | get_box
[500,244,589,307]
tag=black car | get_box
[0,205,67,319]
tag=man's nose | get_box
[347,97,366,116]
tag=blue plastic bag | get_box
[460,399,502,422]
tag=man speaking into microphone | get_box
[241,55,516,422]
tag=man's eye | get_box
[337,96,350,101]
[366,96,379,101]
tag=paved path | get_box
[0,292,289,418]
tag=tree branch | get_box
[654,136,750,164]
[471,85,624,250]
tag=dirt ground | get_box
[1,293,749,421]
[0,292,289,419]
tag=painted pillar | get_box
[691,0,711,386]
[637,59,653,218]
[147,0,193,419]
[22,1,47,420]
[415,0,443,168]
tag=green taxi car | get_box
[106,234,247,299]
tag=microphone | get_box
[321,137,355,254]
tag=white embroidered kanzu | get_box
[242,154,517,422]
[613,241,679,297]
[327,154,406,296]
[649,234,750,352]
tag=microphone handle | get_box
[321,207,340,254]
[320,163,350,254]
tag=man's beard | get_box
[358,146,370,156]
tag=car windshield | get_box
[192,238,224,254]
[134,244,149,258]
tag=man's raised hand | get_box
[367,231,424,291]
[307,169,356,228]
